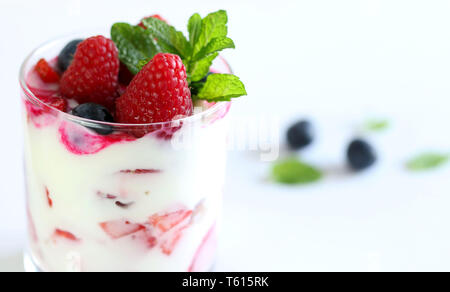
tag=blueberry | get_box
[71,103,114,135]
[287,120,314,150]
[347,139,377,171]
[57,39,83,72]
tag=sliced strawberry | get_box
[53,229,80,242]
[45,187,53,208]
[149,209,193,233]
[100,219,145,239]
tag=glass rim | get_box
[19,33,231,129]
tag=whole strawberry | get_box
[115,53,193,128]
[60,36,119,110]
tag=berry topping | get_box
[60,36,120,110]
[57,39,83,72]
[115,53,193,126]
[118,62,134,86]
[71,103,115,135]
[347,139,377,171]
[287,120,314,150]
[34,59,60,83]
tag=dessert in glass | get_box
[20,11,246,272]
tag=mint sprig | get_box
[112,10,246,102]
[111,23,159,75]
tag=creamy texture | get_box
[23,100,229,272]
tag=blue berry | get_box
[57,39,83,72]
[71,103,114,135]
[347,139,377,171]
[287,120,314,150]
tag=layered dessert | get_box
[20,11,246,272]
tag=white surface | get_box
[1,0,450,272]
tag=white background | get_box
[1,0,450,271]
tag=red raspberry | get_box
[35,59,60,83]
[138,14,167,28]
[115,53,193,133]
[60,36,119,110]
[41,95,68,112]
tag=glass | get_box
[20,33,231,272]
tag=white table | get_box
[1,0,450,272]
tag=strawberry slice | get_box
[99,219,145,239]
[45,187,53,207]
[160,225,188,256]
[53,229,80,242]
[149,209,193,233]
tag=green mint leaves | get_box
[111,23,158,75]
[406,152,449,171]
[272,158,323,185]
[196,74,247,101]
[141,17,191,59]
[111,10,246,102]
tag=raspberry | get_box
[138,14,167,28]
[60,36,120,110]
[115,53,193,134]
[119,62,134,86]
[35,59,60,83]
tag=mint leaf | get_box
[111,23,159,75]
[188,13,202,47]
[197,74,247,101]
[364,119,390,132]
[406,153,449,171]
[193,10,228,57]
[137,58,151,71]
[190,53,218,82]
[142,17,191,59]
[272,158,323,185]
[193,37,235,62]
